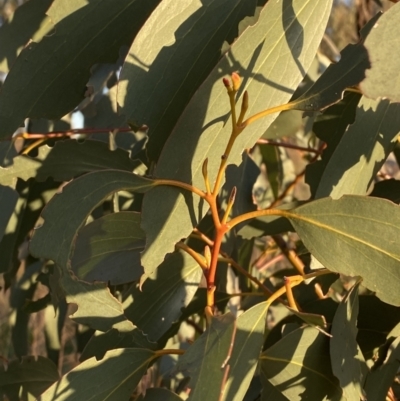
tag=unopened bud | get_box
[222,77,231,88]
[231,72,241,91]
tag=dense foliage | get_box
[0,0,400,400]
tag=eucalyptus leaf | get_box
[286,196,400,306]
[141,0,333,275]
[40,348,155,401]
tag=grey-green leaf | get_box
[330,283,367,401]
[71,212,145,285]
[286,196,400,306]
[40,348,155,401]
[0,0,162,139]
[118,0,262,162]
[361,3,400,102]
[315,97,400,199]
[141,0,333,275]
[261,326,345,400]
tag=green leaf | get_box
[141,0,333,275]
[0,0,162,139]
[262,110,304,140]
[0,356,59,398]
[0,139,140,187]
[305,92,361,198]
[285,196,400,306]
[314,97,400,199]
[286,307,327,329]
[291,13,380,111]
[30,170,155,269]
[80,329,157,362]
[175,313,236,400]
[221,301,269,401]
[71,212,145,285]
[0,185,18,242]
[0,0,53,73]
[330,283,367,401]
[118,0,261,162]
[40,348,155,401]
[259,144,281,200]
[137,388,183,401]
[370,179,400,204]
[364,336,400,401]
[261,327,345,400]
[360,3,400,102]
[123,250,202,342]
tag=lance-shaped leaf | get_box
[314,97,400,199]
[290,13,380,112]
[40,348,155,401]
[71,212,145,285]
[221,301,269,401]
[0,356,59,398]
[141,0,333,275]
[284,196,400,306]
[261,327,345,400]
[364,336,400,400]
[123,250,202,342]
[0,0,53,73]
[118,0,262,162]
[0,139,140,187]
[175,313,236,400]
[330,283,367,401]
[361,3,400,102]
[0,0,162,139]
[30,170,155,269]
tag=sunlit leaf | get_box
[330,283,367,401]
[314,97,400,199]
[360,3,400,102]
[118,0,262,162]
[40,348,155,401]
[291,13,380,111]
[141,0,333,275]
[286,196,400,306]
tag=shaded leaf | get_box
[40,348,155,401]
[0,185,18,242]
[262,110,304,140]
[80,329,157,362]
[123,250,202,342]
[259,145,281,200]
[141,0,333,275]
[175,313,236,400]
[0,139,140,187]
[361,3,400,102]
[118,0,262,162]
[291,14,380,111]
[0,0,53,73]
[285,196,400,306]
[71,212,145,285]
[0,356,59,398]
[314,97,400,199]
[261,327,345,400]
[370,179,400,204]
[330,283,366,401]
[0,0,162,139]
[137,388,183,401]
[287,307,327,329]
[222,301,269,401]
[305,92,361,198]
[364,336,400,401]
[30,170,155,269]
